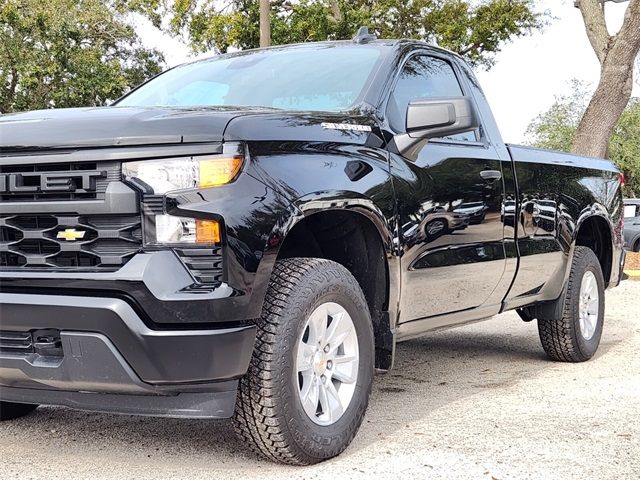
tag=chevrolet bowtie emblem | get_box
[56,228,86,241]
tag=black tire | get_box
[0,402,38,421]
[470,213,485,225]
[537,246,605,362]
[233,258,374,465]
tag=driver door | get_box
[388,54,508,322]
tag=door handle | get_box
[480,170,502,181]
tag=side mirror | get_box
[391,97,479,161]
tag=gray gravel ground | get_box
[1,280,639,480]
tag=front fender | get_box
[243,142,399,329]
[247,190,399,326]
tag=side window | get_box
[387,55,477,142]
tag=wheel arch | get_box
[517,209,618,322]
[572,212,615,287]
[253,192,398,370]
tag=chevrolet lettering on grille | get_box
[0,171,106,194]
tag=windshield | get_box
[117,45,383,112]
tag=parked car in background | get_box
[453,201,488,224]
[623,199,640,252]
[421,206,469,237]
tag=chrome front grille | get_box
[0,214,142,270]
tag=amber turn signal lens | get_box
[196,219,221,244]
[199,157,243,187]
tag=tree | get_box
[133,0,544,68]
[572,0,640,158]
[527,81,640,196]
[0,0,164,113]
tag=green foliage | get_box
[525,80,588,152]
[131,0,544,68]
[610,98,640,198]
[527,81,640,197]
[0,0,164,113]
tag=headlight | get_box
[123,153,240,245]
[122,155,243,195]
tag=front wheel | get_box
[537,246,605,362]
[233,258,374,465]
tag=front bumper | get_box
[0,292,256,418]
[0,250,255,326]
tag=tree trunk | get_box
[572,0,640,158]
[259,0,271,48]
[572,55,635,158]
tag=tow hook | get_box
[32,329,63,357]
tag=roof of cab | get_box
[188,38,462,68]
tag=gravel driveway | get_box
[1,280,638,480]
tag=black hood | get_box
[0,106,257,150]
[0,105,382,152]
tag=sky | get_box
[134,0,640,144]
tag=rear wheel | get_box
[0,402,38,421]
[233,258,374,465]
[537,246,605,362]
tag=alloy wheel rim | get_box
[428,221,444,235]
[295,302,359,426]
[578,270,599,341]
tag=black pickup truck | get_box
[0,30,625,465]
